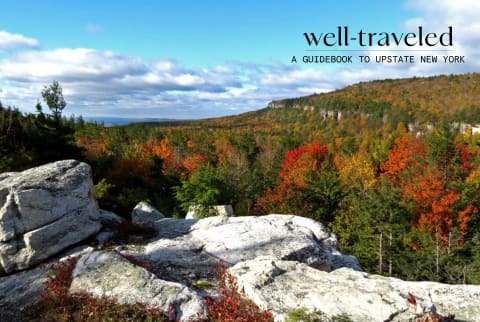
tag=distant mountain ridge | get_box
[265,73,480,123]
[84,116,183,126]
[130,73,480,129]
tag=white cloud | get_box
[0,30,39,51]
[0,48,268,118]
[0,49,147,83]
[405,0,480,16]
[402,0,480,73]
[0,0,479,119]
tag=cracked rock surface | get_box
[70,250,206,322]
[138,214,360,284]
[229,257,480,322]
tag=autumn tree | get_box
[255,142,329,216]
[255,137,282,190]
[335,151,377,193]
[402,168,472,241]
[182,153,207,176]
[380,133,425,185]
[381,132,477,243]
[216,140,258,215]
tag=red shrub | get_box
[27,256,168,321]
[204,260,273,322]
[42,256,79,300]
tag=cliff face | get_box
[1,160,480,321]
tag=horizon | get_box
[0,0,479,119]
[83,71,477,125]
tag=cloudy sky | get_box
[0,0,479,120]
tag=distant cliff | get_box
[267,73,480,124]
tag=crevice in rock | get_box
[263,265,287,286]
[18,205,94,235]
[383,307,408,322]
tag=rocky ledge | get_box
[1,160,480,321]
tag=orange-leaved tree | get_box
[380,133,425,185]
[381,133,476,243]
[255,142,328,215]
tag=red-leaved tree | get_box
[255,142,328,215]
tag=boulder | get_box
[0,266,51,321]
[131,201,164,225]
[229,257,480,322]
[142,215,359,283]
[98,209,124,228]
[70,250,206,321]
[96,209,124,245]
[0,160,101,273]
[0,244,93,320]
[185,204,233,219]
[95,231,115,245]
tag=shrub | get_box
[408,292,455,322]
[111,220,157,244]
[26,256,168,322]
[285,308,327,322]
[204,260,273,322]
[93,178,113,201]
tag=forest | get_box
[1,73,480,285]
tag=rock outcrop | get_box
[70,250,206,321]
[230,257,480,321]
[131,201,164,225]
[141,215,359,284]
[0,266,51,320]
[0,160,101,273]
[0,244,94,320]
[2,160,480,321]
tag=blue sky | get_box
[0,0,479,119]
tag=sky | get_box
[0,0,479,120]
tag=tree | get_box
[41,80,66,120]
[380,133,425,185]
[330,179,413,277]
[336,151,377,193]
[255,142,329,216]
[175,164,233,217]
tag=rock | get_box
[131,201,164,225]
[70,250,206,321]
[0,160,101,273]
[187,214,358,271]
[51,245,95,263]
[0,245,93,320]
[96,209,124,245]
[141,215,359,284]
[2,205,478,322]
[0,266,52,321]
[185,204,234,219]
[229,257,480,322]
[98,209,124,228]
[96,231,115,245]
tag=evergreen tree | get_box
[41,80,66,121]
